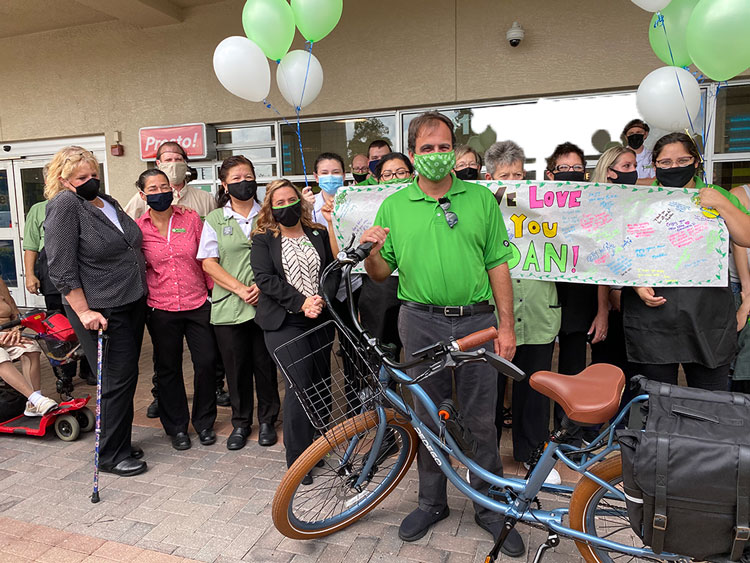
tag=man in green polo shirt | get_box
[485,141,562,486]
[361,112,524,557]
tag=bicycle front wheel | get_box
[272,409,418,539]
[569,454,656,562]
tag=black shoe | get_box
[81,371,97,386]
[398,507,450,542]
[131,446,144,460]
[171,432,191,451]
[473,514,526,558]
[146,399,159,418]
[227,427,249,450]
[198,428,216,446]
[258,422,277,446]
[301,472,313,485]
[216,389,231,407]
[101,457,147,477]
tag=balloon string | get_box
[656,12,704,174]
[291,41,315,188]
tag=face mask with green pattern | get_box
[413,150,455,182]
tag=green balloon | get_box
[291,0,343,43]
[687,0,750,81]
[242,0,295,62]
[648,0,698,67]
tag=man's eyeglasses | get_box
[454,162,480,171]
[352,166,369,174]
[380,169,412,181]
[438,197,458,229]
[655,156,695,169]
[554,164,585,173]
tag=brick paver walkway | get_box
[0,336,586,562]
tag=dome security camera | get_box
[507,22,524,47]
[2,146,10,152]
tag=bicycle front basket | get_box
[272,319,383,433]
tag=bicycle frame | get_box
[323,253,683,560]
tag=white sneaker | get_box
[524,462,562,485]
[24,397,58,417]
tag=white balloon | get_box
[276,50,324,110]
[636,66,701,132]
[213,36,270,103]
[631,0,672,11]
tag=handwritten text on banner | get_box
[332,180,728,287]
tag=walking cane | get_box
[91,328,104,503]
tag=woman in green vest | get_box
[198,156,279,451]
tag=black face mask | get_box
[146,191,173,212]
[627,134,645,150]
[272,200,303,228]
[455,168,479,181]
[227,180,257,201]
[75,178,100,201]
[655,163,696,188]
[352,172,368,184]
[609,169,638,185]
[552,171,585,182]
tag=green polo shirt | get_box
[512,279,561,346]
[374,175,512,306]
[23,201,48,252]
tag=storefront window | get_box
[280,116,397,176]
[0,171,11,228]
[0,240,16,287]
[20,168,44,215]
[216,124,278,179]
[713,160,750,189]
[715,85,750,154]
[217,125,275,145]
[402,92,705,179]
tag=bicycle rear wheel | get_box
[272,409,417,539]
[569,454,661,562]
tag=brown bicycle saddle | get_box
[530,364,626,425]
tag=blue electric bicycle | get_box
[271,243,669,563]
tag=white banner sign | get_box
[332,180,729,287]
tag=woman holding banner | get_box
[622,132,749,391]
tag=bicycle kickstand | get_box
[484,517,518,563]
[531,532,559,563]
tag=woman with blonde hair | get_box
[590,146,638,185]
[45,146,148,476]
[198,155,279,451]
[251,179,337,483]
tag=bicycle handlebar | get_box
[454,327,497,351]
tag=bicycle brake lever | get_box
[485,350,526,381]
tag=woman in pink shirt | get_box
[136,169,217,451]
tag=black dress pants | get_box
[147,301,217,436]
[496,343,554,462]
[213,319,279,430]
[264,314,335,467]
[634,362,730,391]
[65,297,146,467]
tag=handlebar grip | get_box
[0,318,21,331]
[455,327,498,351]
[353,241,374,262]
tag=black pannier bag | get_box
[618,376,750,562]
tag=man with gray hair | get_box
[484,141,562,485]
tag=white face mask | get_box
[158,161,188,185]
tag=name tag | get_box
[172,228,186,233]
[223,226,233,235]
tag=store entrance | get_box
[0,158,48,308]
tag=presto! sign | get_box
[139,123,212,160]
[332,180,729,287]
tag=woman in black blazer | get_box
[251,179,337,483]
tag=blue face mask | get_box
[146,191,173,212]
[368,159,379,174]
[318,174,344,195]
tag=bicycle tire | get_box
[272,409,417,539]
[569,454,657,563]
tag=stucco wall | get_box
[0,0,715,201]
